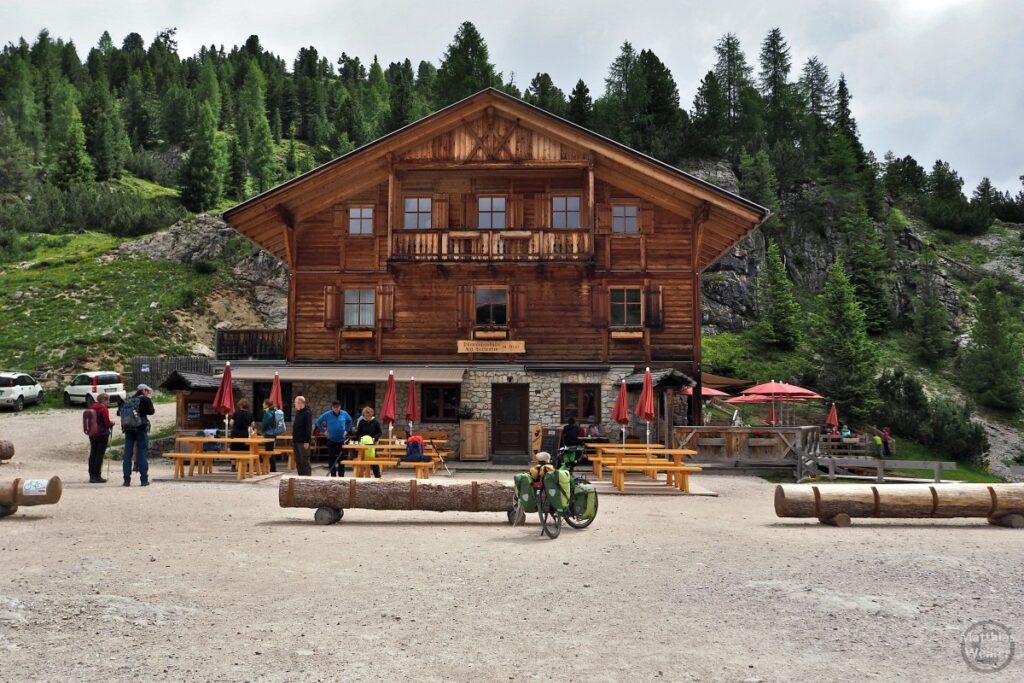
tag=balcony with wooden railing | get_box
[215,329,286,360]
[390,229,592,263]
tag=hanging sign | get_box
[457,340,526,354]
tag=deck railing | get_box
[215,329,286,360]
[390,229,592,263]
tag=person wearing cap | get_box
[122,384,156,487]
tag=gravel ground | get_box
[1,407,1022,682]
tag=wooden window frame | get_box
[343,288,376,328]
[348,205,374,236]
[403,196,432,230]
[609,286,643,328]
[475,286,509,327]
[421,383,461,423]
[336,383,376,417]
[552,194,581,229]
[561,384,601,424]
[611,203,640,235]
[477,195,507,230]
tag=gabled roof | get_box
[223,88,769,271]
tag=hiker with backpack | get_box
[260,398,286,473]
[316,400,353,477]
[351,405,383,478]
[83,392,114,483]
[121,384,155,487]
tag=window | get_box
[475,288,507,326]
[610,287,642,326]
[612,205,638,233]
[403,197,432,229]
[552,196,580,229]
[422,384,460,422]
[562,384,601,423]
[344,288,375,327]
[477,196,506,229]
[349,206,373,235]
[337,384,375,417]
[253,381,293,421]
[72,375,90,386]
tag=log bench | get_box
[162,452,259,480]
[279,477,513,525]
[605,464,704,493]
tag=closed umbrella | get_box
[213,362,236,435]
[269,371,284,410]
[405,377,419,436]
[611,380,630,444]
[825,403,839,429]
[380,370,397,442]
[635,367,655,445]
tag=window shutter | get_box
[324,285,341,329]
[333,205,345,229]
[510,285,527,326]
[457,285,474,328]
[640,205,655,234]
[591,284,608,327]
[596,204,612,234]
[377,283,395,330]
[432,194,449,230]
[535,193,551,228]
[645,284,663,329]
[463,194,477,229]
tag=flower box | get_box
[610,330,644,340]
[341,329,374,340]
[748,437,778,447]
[698,438,726,446]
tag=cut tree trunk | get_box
[0,441,13,461]
[279,476,513,513]
[775,483,1024,527]
[0,477,63,507]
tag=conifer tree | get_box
[436,22,499,105]
[47,80,94,188]
[524,73,567,116]
[912,277,950,367]
[122,71,158,148]
[226,137,247,200]
[236,66,277,193]
[566,79,592,127]
[738,148,781,215]
[756,240,802,349]
[841,207,891,334]
[757,28,797,147]
[160,83,193,146]
[179,102,223,211]
[81,77,129,180]
[960,279,1023,411]
[0,112,35,197]
[713,33,753,156]
[809,259,879,421]
[363,57,391,139]
[194,60,221,128]
[687,71,729,158]
[0,57,44,157]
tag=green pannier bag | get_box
[573,482,597,520]
[514,472,537,513]
[543,469,571,512]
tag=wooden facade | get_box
[223,89,768,433]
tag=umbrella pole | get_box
[646,420,650,446]
[621,424,625,445]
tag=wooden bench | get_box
[396,461,434,479]
[339,458,399,477]
[162,452,259,480]
[605,464,704,492]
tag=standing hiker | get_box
[291,396,313,476]
[85,393,113,483]
[122,384,155,487]
[316,400,352,477]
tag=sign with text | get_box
[457,340,526,354]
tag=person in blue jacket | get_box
[316,400,353,477]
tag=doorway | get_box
[491,384,529,455]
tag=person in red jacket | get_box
[88,393,114,483]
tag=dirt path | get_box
[1,410,1022,681]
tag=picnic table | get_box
[341,443,435,479]
[165,437,275,480]
[593,447,699,492]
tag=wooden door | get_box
[491,384,529,454]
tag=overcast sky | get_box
[3,0,1022,194]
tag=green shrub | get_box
[192,259,216,274]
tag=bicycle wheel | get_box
[507,492,525,526]
[563,477,598,529]
[536,489,561,539]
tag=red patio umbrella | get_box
[680,386,730,397]
[269,371,284,410]
[724,394,773,404]
[405,376,419,435]
[825,403,839,429]
[380,371,397,441]
[635,367,655,445]
[611,380,630,444]
[213,361,236,434]
[741,381,823,400]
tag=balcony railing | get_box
[390,229,592,263]
[215,329,286,360]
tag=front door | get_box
[492,384,528,454]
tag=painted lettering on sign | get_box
[457,340,526,354]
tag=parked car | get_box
[63,371,127,407]
[0,372,44,411]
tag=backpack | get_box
[402,437,428,462]
[120,396,143,432]
[83,407,103,437]
[271,408,286,436]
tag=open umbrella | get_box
[766,404,779,426]
[680,386,729,397]
[740,381,822,427]
[635,367,655,445]
[611,380,630,444]
[380,370,397,442]
[825,402,839,429]
[269,371,284,410]
[213,361,236,435]
[405,376,419,436]
[724,394,773,404]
